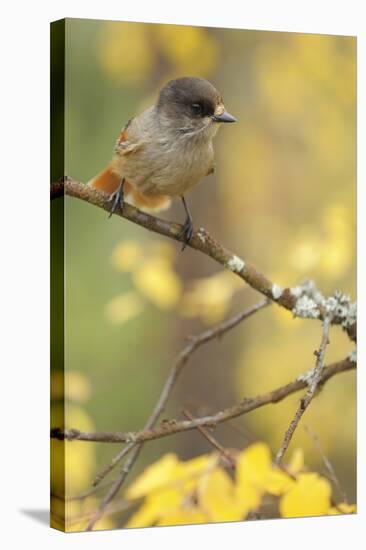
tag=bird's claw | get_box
[106,180,125,218]
[178,217,194,251]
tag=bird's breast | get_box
[115,131,215,197]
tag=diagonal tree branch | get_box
[86,444,142,530]
[51,179,356,342]
[83,298,270,530]
[51,356,355,446]
[304,425,348,504]
[182,409,236,469]
[51,177,356,529]
[89,297,270,488]
[274,315,332,465]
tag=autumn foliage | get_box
[51,19,356,532]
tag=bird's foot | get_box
[106,179,125,218]
[178,216,194,251]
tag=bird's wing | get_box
[114,118,144,156]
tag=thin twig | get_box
[50,178,357,529]
[53,478,115,503]
[92,443,135,486]
[274,316,332,466]
[86,445,142,530]
[304,425,348,503]
[182,409,236,468]
[89,298,270,486]
[51,179,356,342]
[67,497,138,526]
[84,298,270,530]
[52,357,354,445]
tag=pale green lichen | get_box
[323,291,356,327]
[227,255,245,273]
[293,295,320,319]
[272,284,283,300]
[297,367,316,385]
[290,286,303,298]
[197,227,206,244]
[291,281,356,329]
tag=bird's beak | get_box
[212,111,237,123]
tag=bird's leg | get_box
[177,196,194,251]
[107,178,125,218]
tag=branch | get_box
[304,425,348,504]
[274,316,332,465]
[51,357,355,445]
[86,444,141,530]
[89,298,270,486]
[66,497,138,527]
[79,298,270,529]
[182,409,236,469]
[51,178,356,342]
[52,478,115,502]
[51,177,356,528]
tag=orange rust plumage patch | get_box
[116,118,132,148]
[88,165,170,212]
[129,189,171,211]
[89,166,131,195]
[117,129,128,147]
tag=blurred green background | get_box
[51,18,356,529]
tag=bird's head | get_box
[157,76,236,137]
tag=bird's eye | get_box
[192,103,203,115]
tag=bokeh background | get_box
[51,19,356,530]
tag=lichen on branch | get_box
[51,179,356,342]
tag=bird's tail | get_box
[88,165,171,213]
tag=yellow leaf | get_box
[126,488,183,528]
[126,453,179,499]
[235,481,261,517]
[279,473,332,518]
[288,448,304,475]
[175,454,213,479]
[157,508,208,527]
[263,469,295,496]
[198,467,242,522]
[237,443,272,486]
[125,499,160,528]
[169,454,214,495]
[236,445,298,498]
[133,258,182,309]
[125,453,214,528]
[328,502,356,515]
[235,443,272,513]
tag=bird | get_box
[88,76,237,249]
